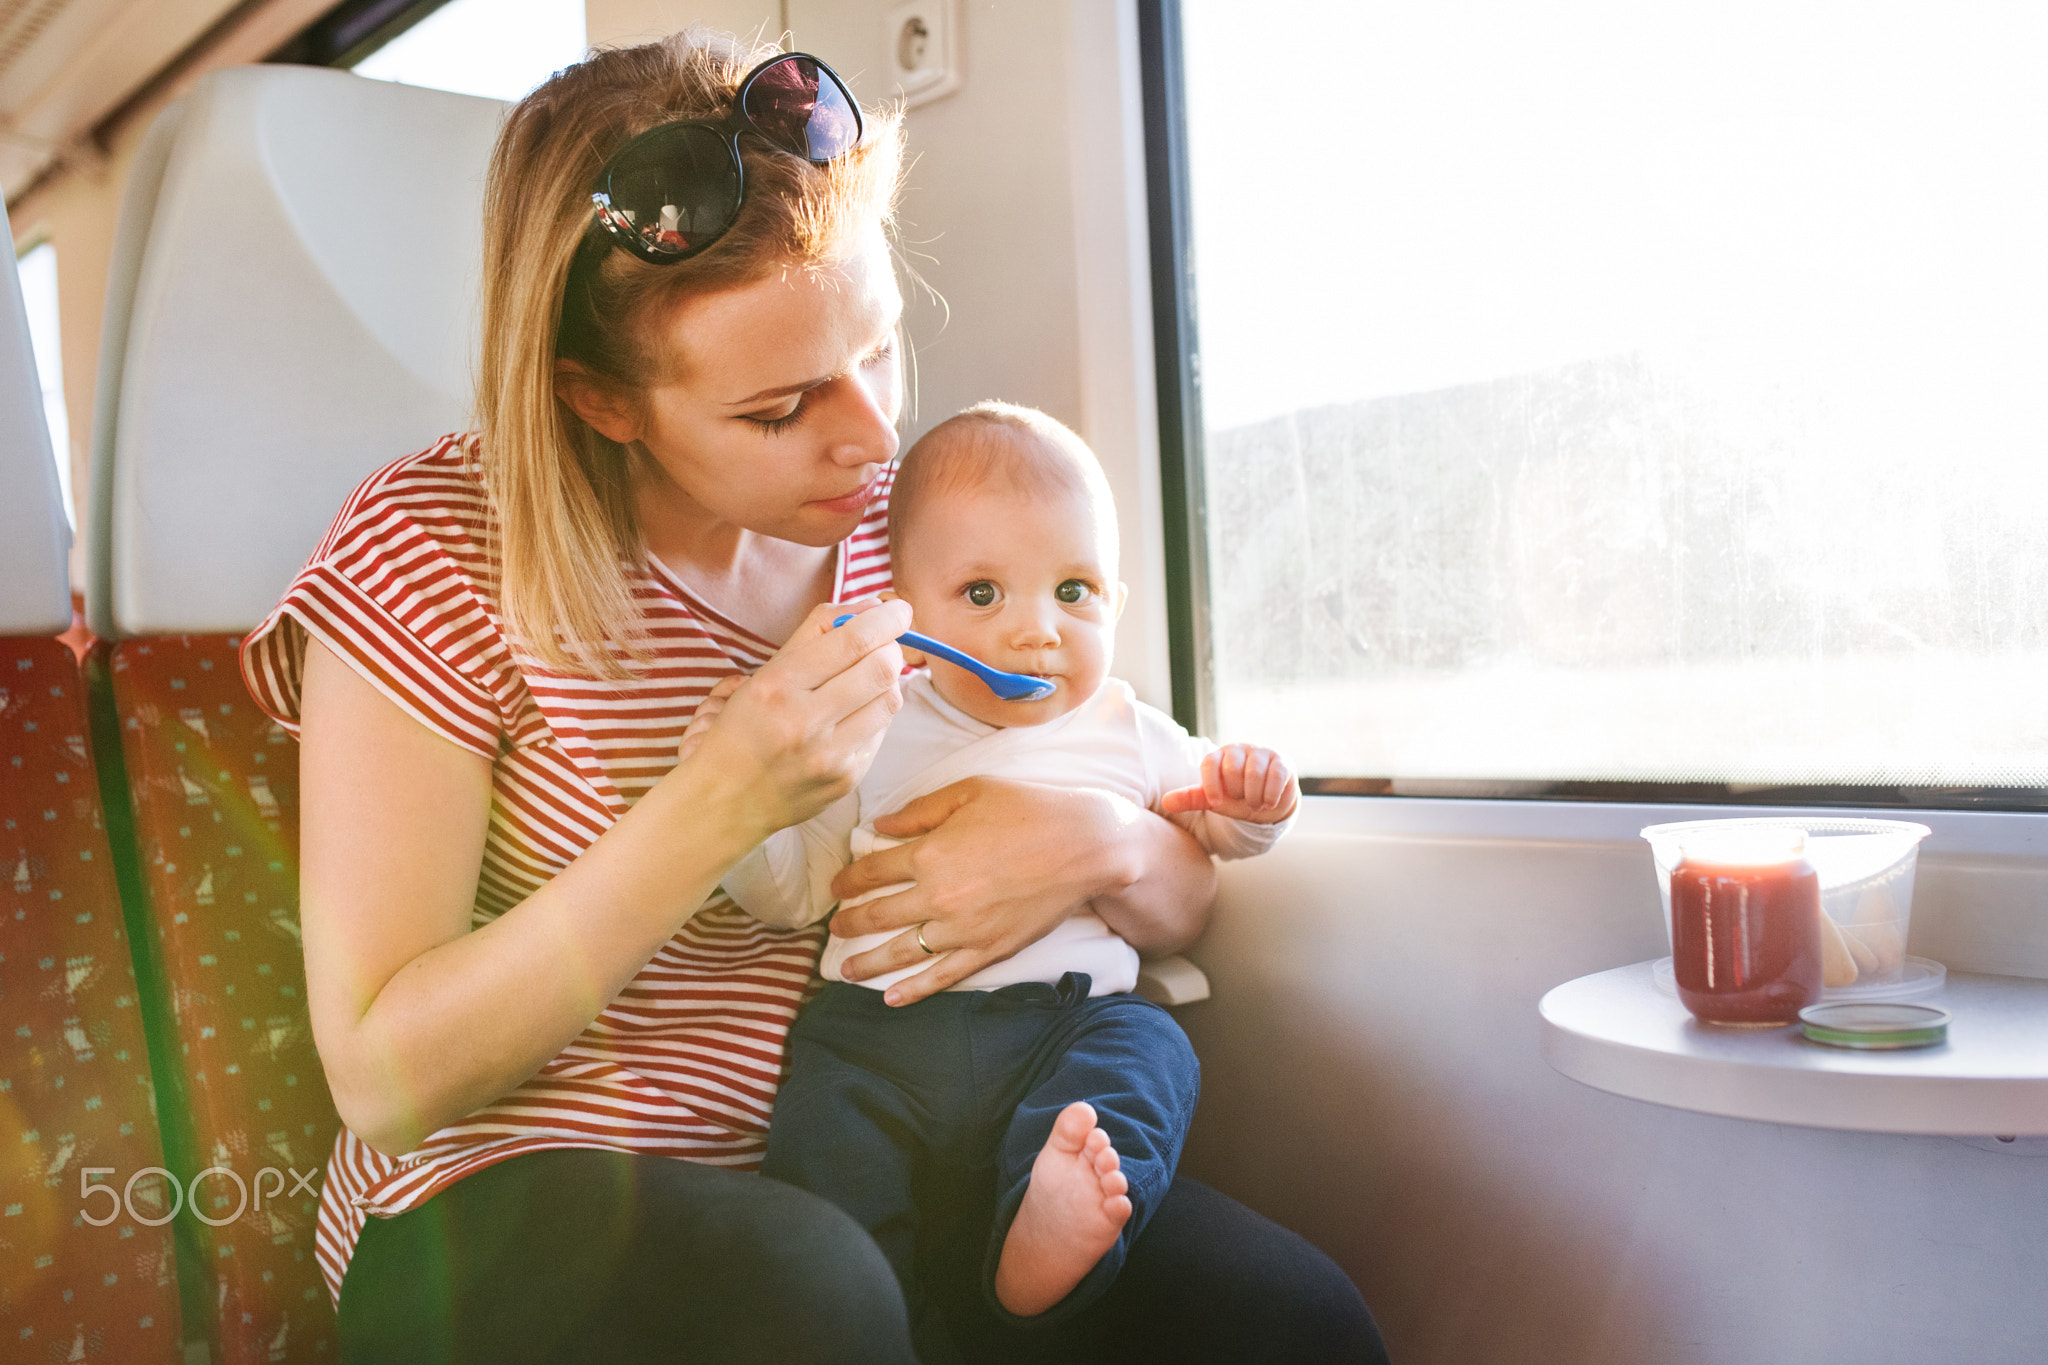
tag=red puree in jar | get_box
[1670,834,1822,1027]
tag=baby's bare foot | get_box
[994,1101,1132,1317]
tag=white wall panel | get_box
[584,0,778,47]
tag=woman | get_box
[243,32,1385,1365]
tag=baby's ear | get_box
[1113,582,1130,620]
[875,589,921,663]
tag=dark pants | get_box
[336,1150,1390,1365]
[335,1147,916,1364]
[762,974,1201,1342]
[932,1172,1392,1365]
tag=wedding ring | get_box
[915,922,937,955]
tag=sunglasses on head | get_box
[585,51,862,266]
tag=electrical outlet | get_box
[885,0,963,108]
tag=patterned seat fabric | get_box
[107,636,338,1364]
[1,638,183,1364]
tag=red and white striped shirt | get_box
[240,434,892,1302]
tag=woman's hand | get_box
[674,598,909,840]
[826,777,1217,1005]
[676,673,743,764]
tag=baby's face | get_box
[893,479,1124,728]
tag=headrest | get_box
[88,65,506,638]
[0,198,73,637]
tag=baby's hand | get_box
[1159,744,1299,825]
[677,673,746,764]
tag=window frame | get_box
[1136,0,2048,814]
[1135,0,1213,742]
[268,0,456,69]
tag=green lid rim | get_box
[1801,1021,1947,1049]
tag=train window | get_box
[1148,0,2048,808]
[349,0,584,101]
[16,240,74,527]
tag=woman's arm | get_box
[299,600,909,1156]
[823,777,1217,1005]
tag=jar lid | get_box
[1799,1001,1951,1050]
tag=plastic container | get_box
[1642,818,1933,996]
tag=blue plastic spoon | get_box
[831,613,1056,701]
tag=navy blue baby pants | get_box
[762,972,1200,1341]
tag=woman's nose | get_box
[824,365,900,467]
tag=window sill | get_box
[1291,794,2048,858]
[1539,960,2048,1135]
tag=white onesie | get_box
[721,670,1291,997]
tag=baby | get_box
[716,402,1299,1333]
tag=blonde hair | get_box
[889,402,1118,572]
[475,31,904,676]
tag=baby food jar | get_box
[1669,828,1822,1027]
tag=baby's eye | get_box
[1055,580,1092,605]
[965,581,999,608]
